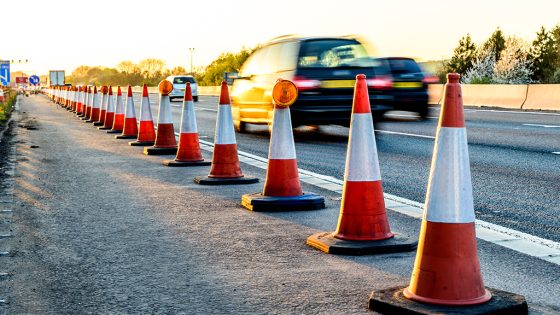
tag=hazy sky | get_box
[2,0,559,76]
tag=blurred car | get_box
[166,75,198,102]
[373,57,437,119]
[230,35,393,132]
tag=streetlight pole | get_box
[189,48,195,74]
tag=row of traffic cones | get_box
[43,74,527,314]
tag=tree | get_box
[169,66,187,75]
[462,49,495,84]
[445,34,477,75]
[138,58,166,84]
[493,37,533,84]
[481,28,506,62]
[529,26,559,82]
[199,48,253,86]
[116,60,138,74]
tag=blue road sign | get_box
[0,60,10,86]
[29,75,40,85]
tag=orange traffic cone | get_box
[94,86,108,126]
[241,79,324,211]
[78,86,89,118]
[144,80,178,155]
[163,82,210,166]
[194,81,258,185]
[64,86,71,109]
[307,74,416,255]
[85,86,100,123]
[108,86,124,134]
[116,86,138,140]
[75,86,83,114]
[99,86,115,130]
[129,84,156,146]
[368,73,527,314]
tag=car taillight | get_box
[293,76,321,91]
[367,77,393,90]
[422,75,439,84]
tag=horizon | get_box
[2,0,559,77]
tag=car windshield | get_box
[387,59,422,74]
[298,39,373,68]
[173,77,195,84]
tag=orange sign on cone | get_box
[108,86,125,134]
[99,86,115,130]
[194,81,258,185]
[144,80,178,155]
[163,82,210,166]
[242,79,324,211]
[307,74,416,255]
[368,73,527,314]
[116,86,139,139]
[129,84,156,146]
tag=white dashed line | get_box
[376,130,435,139]
[522,123,560,128]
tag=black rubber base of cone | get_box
[162,159,211,167]
[194,176,259,186]
[128,140,155,146]
[241,192,325,212]
[143,146,178,155]
[93,121,104,126]
[115,134,137,139]
[368,286,528,315]
[106,130,122,134]
[306,232,417,255]
[83,119,94,122]
[97,126,111,130]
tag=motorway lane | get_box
[134,94,560,243]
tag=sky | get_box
[2,0,560,76]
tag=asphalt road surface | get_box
[0,94,558,314]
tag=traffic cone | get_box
[144,80,178,155]
[108,86,124,134]
[307,74,416,255]
[71,86,78,112]
[0,89,4,103]
[163,82,210,166]
[116,86,138,139]
[129,84,155,146]
[99,86,115,130]
[64,87,71,109]
[78,86,89,118]
[94,86,108,126]
[85,86,100,123]
[368,73,527,314]
[194,81,258,185]
[75,86,83,114]
[241,79,324,211]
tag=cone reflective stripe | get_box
[109,86,125,133]
[369,74,526,314]
[117,86,138,139]
[86,86,100,123]
[76,87,83,114]
[144,80,178,155]
[129,84,155,146]
[81,86,90,118]
[84,86,93,120]
[307,74,416,254]
[100,86,115,129]
[94,87,108,126]
[163,82,210,166]
[194,81,258,185]
[403,73,490,306]
[72,87,78,111]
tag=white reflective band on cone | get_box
[115,94,124,114]
[100,94,108,111]
[345,113,381,182]
[88,92,93,107]
[92,93,100,108]
[139,96,153,121]
[180,101,197,133]
[268,108,296,160]
[106,94,114,112]
[125,95,136,117]
[215,105,236,144]
[424,127,475,223]
[157,95,173,124]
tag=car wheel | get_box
[418,106,429,120]
[234,120,247,133]
[193,96,198,102]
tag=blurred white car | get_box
[166,75,198,102]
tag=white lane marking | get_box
[175,132,560,265]
[196,108,217,112]
[376,130,435,139]
[522,123,560,128]
[552,152,560,155]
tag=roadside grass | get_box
[0,89,17,126]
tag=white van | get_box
[166,75,198,102]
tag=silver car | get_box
[166,75,198,102]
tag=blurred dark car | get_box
[230,35,393,132]
[374,57,437,119]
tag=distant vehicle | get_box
[373,57,437,119]
[47,70,65,86]
[230,35,393,132]
[166,75,198,102]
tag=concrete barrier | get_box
[428,84,444,105]
[461,84,527,109]
[522,84,560,110]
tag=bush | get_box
[0,89,17,125]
